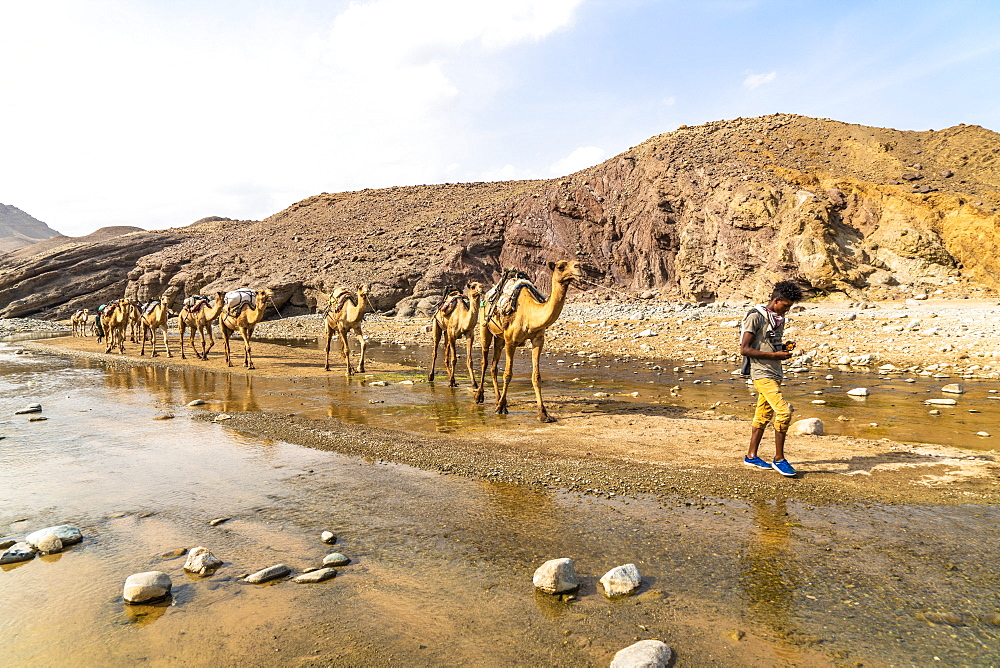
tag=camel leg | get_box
[496,340,516,415]
[531,338,554,423]
[428,320,442,381]
[474,331,491,404]
[202,325,214,360]
[465,333,479,390]
[323,321,335,371]
[161,326,172,357]
[339,329,354,376]
[238,328,253,369]
[444,335,458,387]
[179,320,187,359]
[222,326,234,367]
[140,324,148,356]
[357,328,367,373]
[490,336,503,402]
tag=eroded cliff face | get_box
[2,114,998,319]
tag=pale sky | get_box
[2,0,999,237]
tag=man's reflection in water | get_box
[739,497,801,639]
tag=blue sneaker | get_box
[772,459,797,477]
[744,456,772,470]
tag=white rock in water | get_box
[322,552,351,567]
[600,563,642,597]
[34,534,63,555]
[941,383,965,394]
[0,541,36,565]
[294,568,336,583]
[610,640,674,668]
[123,571,172,603]
[977,432,991,437]
[320,531,337,544]
[186,399,207,406]
[847,388,870,397]
[368,380,388,387]
[532,558,579,594]
[810,399,826,404]
[925,398,958,406]
[789,418,824,436]
[14,403,42,414]
[244,564,290,584]
[25,525,82,548]
[183,546,223,576]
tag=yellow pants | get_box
[752,378,792,433]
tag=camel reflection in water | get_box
[739,498,802,639]
[100,364,262,413]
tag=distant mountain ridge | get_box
[0,204,60,252]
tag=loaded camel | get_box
[70,309,90,337]
[101,300,130,355]
[427,282,483,387]
[474,260,583,423]
[139,296,172,357]
[219,289,271,369]
[178,292,225,360]
[323,285,370,375]
[124,299,143,344]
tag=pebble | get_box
[209,517,231,526]
[294,568,336,584]
[929,409,941,415]
[322,552,351,567]
[244,564,291,584]
[810,399,826,405]
[368,380,388,387]
[186,399,207,406]
[184,546,223,576]
[152,414,175,421]
[123,571,172,603]
[847,387,870,397]
[925,398,957,406]
[160,548,187,559]
[0,541,36,565]
[28,417,47,422]
[532,558,579,594]
[941,383,965,394]
[977,432,991,437]
[600,563,642,597]
[320,531,337,544]
[213,414,233,421]
[610,640,673,668]
[15,404,42,414]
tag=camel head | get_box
[548,259,584,285]
[465,282,483,299]
[256,289,273,306]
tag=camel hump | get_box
[487,271,546,318]
[142,300,161,315]
[329,287,358,313]
[437,292,468,315]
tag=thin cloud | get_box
[743,71,777,89]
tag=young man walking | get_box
[740,281,803,477]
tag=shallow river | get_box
[2,340,999,666]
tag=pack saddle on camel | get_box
[138,296,172,357]
[177,292,225,360]
[474,260,583,423]
[323,285,370,375]
[70,309,90,337]
[427,282,483,387]
[100,300,131,355]
[219,288,271,369]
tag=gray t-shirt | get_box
[741,307,785,381]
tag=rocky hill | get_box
[0,204,60,253]
[2,114,999,319]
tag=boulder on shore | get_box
[789,418,824,436]
[25,525,82,549]
[532,558,579,594]
[610,639,674,668]
[123,571,172,603]
[1,541,36,565]
[183,546,223,576]
[600,563,643,597]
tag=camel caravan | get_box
[70,259,583,422]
